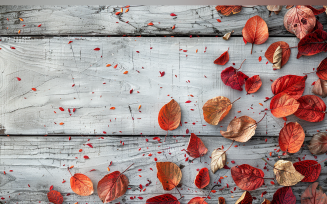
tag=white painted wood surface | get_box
[0,136,325,204]
[0,36,326,136]
[1,5,326,36]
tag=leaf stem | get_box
[203,184,221,202]
[164,131,168,142]
[303,71,316,75]
[121,163,134,174]
[175,187,183,199]
[257,112,267,124]
[251,43,254,54]
[231,97,241,104]
[237,59,246,70]
[264,96,273,102]
[67,167,73,177]
[262,158,274,167]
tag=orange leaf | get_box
[270,93,300,118]
[279,122,305,153]
[47,190,63,204]
[242,15,269,54]
[194,167,210,189]
[156,162,182,191]
[294,95,326,122]
[265,41,291,67]
[123,71,128,74]
[202,96,233,125]
[316,57,327,80]
[186,133,208,158]
[245,75,262,94]
[214,48,229,65]
[215,6,242,16]
[70,173,94,196]
[31,88,37,91]
[271,75,307,100]
[188,197,208,204]
[158,99,181,131]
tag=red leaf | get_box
[270,93,300,118]
[47,190,63,204]
[188,197,208,204]
[293,160,321,182]
[301,182,327,204]
[294,95,326,122]
[297,29,327,58]
[236,191,253,204]
[194,167,210,189]
[279,122,305,153]
[94,48,100,51]
[313,20,324,32]
[231,164,264,191]
[271,186,296,204]
[146,194,180,204]
[305,5,326,15]
[214,48,229,65]
[170,13,177,16]
[16,77,21,81]
[271,75,307,100]
[186,133,208,159]
[245,75,262,94]
[221,67,249,91]
[316,57,327,80]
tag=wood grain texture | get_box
[0,5,326,36]
[0,36,326,136]
[0,136,325,203]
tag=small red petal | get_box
[94,48,100,51]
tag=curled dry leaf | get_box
[271,75,307,100]
[305,5,326,15]
[231,164,264,191]
[271,186,296,204]
[286,5,294,9]
[235,191,253,204]
[158,99,181,131]
[242,15,269,54]
[262,199,271,204]
[188,197,208,204]
[146,194,180,204]
[194,167,210,189]
[186,133,208,159]
[272,46,282,69]
[301,182,327,204]
[202,96,232,125]
[297,29,327,58]
[215,6,242,16]
[316,57,327,80]
[294,95,326,122]
[221,65,249,91]
[308,132,327,155]
[223,30,234,40]
[210,148,226,173]
[245,75,262,94]
[293,160,321,182]
[70,173,94,196]
[270,93,300,118]
[279,122,305,153]
[325,6,327,14]
[218,197,225,204]
[274,160,304,186]
[220,116,257,142]
[47,190,63,204]
[312,78,327,98]
[156,162,182,191]
[265,41,291,68]
[214,48,229,65]
[284,5,316,39]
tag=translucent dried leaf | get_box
[267,5,283,14]
[325,6,327,14]
[312,78,327,98]
[235,191,253,204]
[223,30,234,40]
[158,99,181,131]
[308,132,327,155]
[70,173,94,196]
[210,148,226,173]
[156,162,182,191]
[270,93,300,118]
[301,182,327,204]
[220,116,256,142]
[202,96,232,125]
[279,122,305,153]
[272,46,282,69]
[273,160,304,186]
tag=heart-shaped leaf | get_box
[215,6,242,16]
[202,96,233,125]
[271,186,296,204]
[220,116,257,142]
[221,66,249,91]
[158,99,181,131]
[316,57,327,80]
[312,78,327,98]
[156,162,182,191]
[284,5,316,39]
[297,29,327,58]
[194,167,210,189]
[274,160,304,186]
[188,197,208,204]
[308,132,327,155]
[270,93,300,118]
[47,190,63,204]
[146,194,180,204]
[301,182,327,204]
[231,164,264,191]
[210,148,226,173]
[279,122,305,153]
[186,133,208,159]
[294,95,326,122]
[293,160,321,182]
[265,41,291,68]
[245,75,262,94]
[70,173,94,196]
[235,191,253,204]
[214,48,229,65]
[271,75,307,100]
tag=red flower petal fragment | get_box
[94,48,100,51]
[31,88,37,91]
[194,167,210,189]
[221,67,249,91]
[59,107,64,111]
[271,75,307,100]
[148,22,154,26]
[214,48,229,65]
[16,77,21,81]
[297,29,327,58]
[38,24,42,27]
[270,93,300,118]
[159,71,165,77]
[146,194,180,204]
[279,122,305,153]
[293,160,321,182]
[271,186,296,204]
[170,13,177,16]
[316,57,327,80]
[258,56,262,62]
[231,164,264,191]
[186,133,208,158]
[84,155,89,159]
[294,95,326,122]
[245,75,262,94]
[47,190,63,204]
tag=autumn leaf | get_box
[270,93,300,118]
[221,60,249,91]
[245,75,262,94]
[194,167,210,189]
[308,132,327,155]
[242,15,269,54]
[156,162,182,191]
[218,197,225,204]
[47,190,63,204]
[284,5,316,39]
[293,160,321,182]
[215,6,242,16]
[146,194,180,204]
[272,46,282,69]
[235,191,253,204]
[97,164,132,203]
[274,160,304,186]
[279,122,305,153]
[185,133,208,159]
[70,172,94,196]
[265,41,291,68]
[271,186,296,204]
[158,99,181,136]
[297,29,327,58]
[267,5,283,15]
[312,79,327,98]
[262,199,271,204]
[294,95,326,122]
[188,197,208,204]
[270,75,307,100]
[210,148,226,173]
[316,57,327,80]
[305,5,326,15]
[202,96,235,125]
[214,48,229,65]
[301,182,327,204]
[231,164,264,191]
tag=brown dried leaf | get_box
[235,191,253,204]
[308,132,327,155]
[220,116,256,142]
[267,5,283,12]
[223,31,234,40]
[272,46,282,69]
[286,5,294,9]
[301,182,327,204]
[274,160,304,186]
[202,96,232,125]
[262,199,271,204]
[210,148,226,173]
[312,79,327,98]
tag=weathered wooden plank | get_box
[0,136,325,204]
[1,5,326,36]
[0,36,326,136]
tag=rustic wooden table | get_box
[0,5,326,204]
